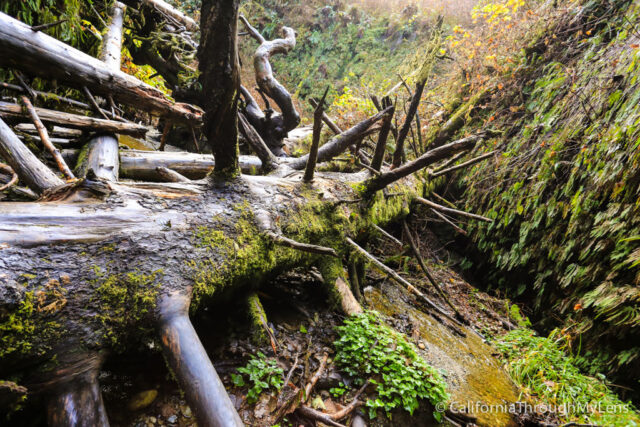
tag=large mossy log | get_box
[0,166,422,424]
[0,12,201,124]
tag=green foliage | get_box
[453,0,640,380]
[495,328,640,426]
[233,352,283,404]
[333,311,448,420]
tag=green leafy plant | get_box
[329,383,347,398]
[333,311,449,420]
[232,352,283,404]
[495,328,640,426]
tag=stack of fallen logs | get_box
[0,3,500,427]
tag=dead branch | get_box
[328,379,370,420]
[402,220,463,319]
[20,96,74,180]
[296,406,347,427]
[416,197,492,222]
[345,237,466,334]
[0,162,18,191]
[429,150,497,178]
[304,87,329,182]
[82,87,110,120]
[31,19,68,32]
[430,208,468,236]
[239,15,300,133]
[365,133,486,192]
[309,98,343,135]
[142,0,198,32]
[304,352,329,402]
[371,97,394,171]
[266,231,338,258]
[373,224,403,247]
[392,80,427,168]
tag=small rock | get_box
[167,415,177,424]
[128,390,158,411]
[149,417,157,423]
[418,342,426,350]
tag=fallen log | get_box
[0,12,202,124]
[63,149,263,180]
[0,117,63,193]
[0,101,148,137]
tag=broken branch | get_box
[365,133,486,192]
[429,150,497,178]
[304,87,329,182]
[345,237,466,334]
[20,96,74,180]
[416,197,492,222]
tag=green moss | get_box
[93,268,162,350]
[0,288,63,360]
[246,293,269,346]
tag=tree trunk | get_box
[0,12,201,124]
[198,0,241,176]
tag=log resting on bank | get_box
[0,12,202,124]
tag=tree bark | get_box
[0,12,201,124]
[199,0,241,176]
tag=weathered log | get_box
[0,117,63,193]
[155,166,191,183]
[0,101,148,137]
[288,107,392,170]
[158,292,243,426]
[20,96,75,180]
[0,12,202,123]
[364,133,486,192]
[74,135,120,182]
[63,149,264,180]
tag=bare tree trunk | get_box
[199,0,241,176]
